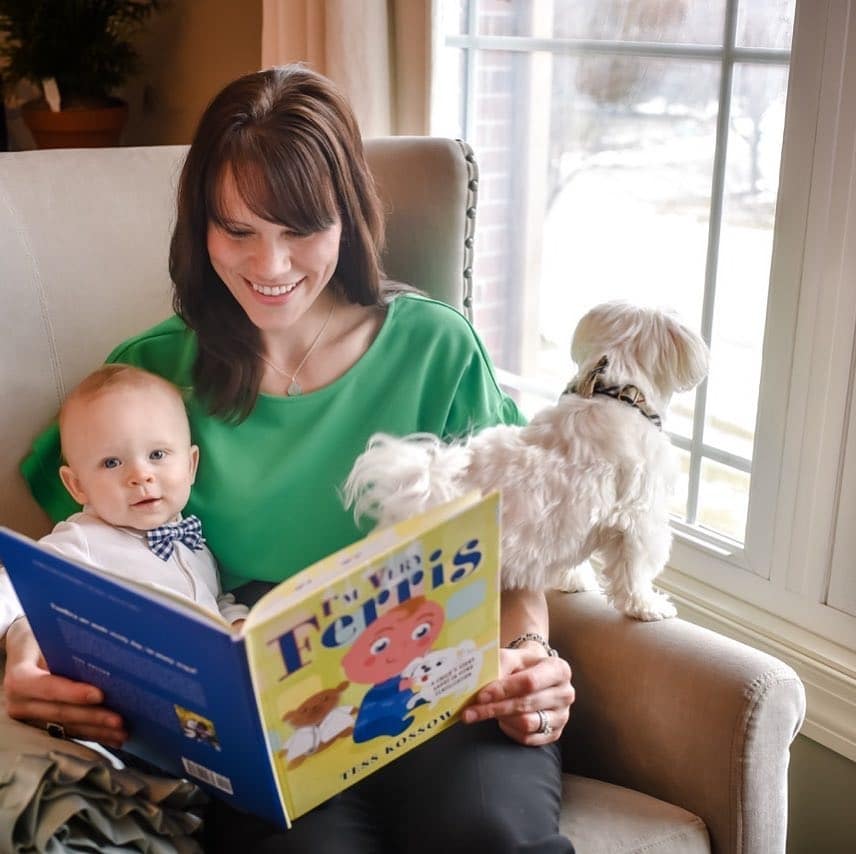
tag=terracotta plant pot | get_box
[21,98,129,149]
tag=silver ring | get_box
[536,709,553,736]
[46,721,66,739]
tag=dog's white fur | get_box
[343,302,709,620]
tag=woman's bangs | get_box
[208,136,338,234]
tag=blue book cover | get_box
[0,527,286,826]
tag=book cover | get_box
[0,490,501,828]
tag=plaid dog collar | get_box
[563,356,663,429]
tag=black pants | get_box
[202,720,574,854]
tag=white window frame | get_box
[663,0,856,761]
[433,0,856,760]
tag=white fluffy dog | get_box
[343,301,709,620]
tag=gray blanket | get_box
[0,695,205,853]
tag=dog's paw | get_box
[558,561,600,592]
[618,590,677,621]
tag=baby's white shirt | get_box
[34,511,248,624]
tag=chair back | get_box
[0,137,479,536]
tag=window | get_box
[433,0,856,761]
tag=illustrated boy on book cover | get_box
[245,504,499,819]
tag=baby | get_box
[39,364,247,626]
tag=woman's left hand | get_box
[461,647,574,745]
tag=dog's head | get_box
[570,301,709,412]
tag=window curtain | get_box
[261,0,432,137]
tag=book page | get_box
[242,492,501,823]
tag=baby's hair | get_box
[59,364,186,439]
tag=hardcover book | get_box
[0,491,501,828]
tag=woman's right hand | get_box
[3,617,127,747]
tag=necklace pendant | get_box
[287,379,303,397]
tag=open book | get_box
[0,491,501,829]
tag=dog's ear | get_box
[656,314,709,393]
[570,301,629,368]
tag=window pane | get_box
[466,49,522,364]
[432,46,467,139]
[467,48,720,398]
[697,458,749,541]
[704,62,790,460]
[736,0,795,49]
[671,447,691,520]
[469,0,727,44]
[669,388,697,444]
[440,0,470,37]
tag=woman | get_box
[5,65,575,852]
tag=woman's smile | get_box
[246,276,305,299]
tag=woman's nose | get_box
[251,238,291,282]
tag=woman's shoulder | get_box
[387,293,481,346]
[106,315,197,386]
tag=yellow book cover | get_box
[242,490,501,825]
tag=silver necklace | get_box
[258,300,336,396]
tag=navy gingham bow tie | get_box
[146,515,205,561]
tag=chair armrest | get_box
[548,591,806,854]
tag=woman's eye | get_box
[370,637,390,655]
[102,458,121,469]
[149,449,166,461]
[411,621,432,641]
[221,224,252,238]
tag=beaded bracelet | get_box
[506,631,558,657]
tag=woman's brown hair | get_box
[170,64,386,421]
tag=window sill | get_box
[658,564,856,761]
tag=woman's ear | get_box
[59,465,88,505]
[189,445,200,484]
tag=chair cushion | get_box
[560,774,710,853]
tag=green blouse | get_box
[22,294,524,591]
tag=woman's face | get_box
[206,168,342,335]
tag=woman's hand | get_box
[461,646,574,745]
[3,618,127,747]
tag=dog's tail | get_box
[343,433,471,528]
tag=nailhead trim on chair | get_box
[456,139,478,322]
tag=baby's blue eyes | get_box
[101,450,166,468]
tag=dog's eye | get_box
[411,621,432,641]
[370,636,390,655]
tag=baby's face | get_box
[59,384,198,530]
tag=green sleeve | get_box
[20,421,78,525]
[443,329,527,438]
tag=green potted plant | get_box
[0,0,164,148]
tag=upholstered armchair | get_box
[0,139,805,852]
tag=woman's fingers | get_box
[462,648,574,745]
[466,651,573,714]
[4,680,127,747]
[497,705,572,746]
[3,618,127,746]
[6,661,103,706]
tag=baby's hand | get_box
[230,618,245,633]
